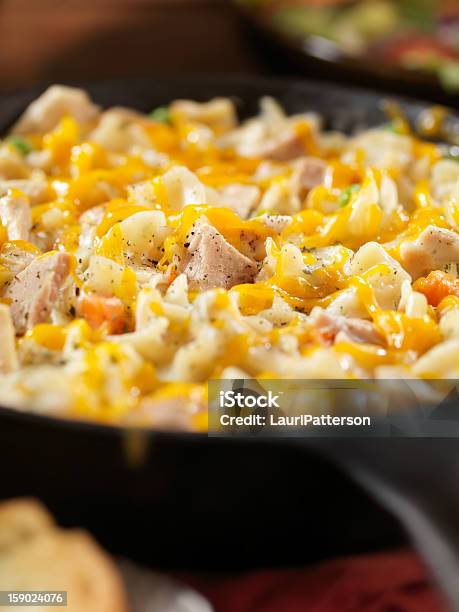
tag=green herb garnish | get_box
[6,136,33,156]
[339,184,360,208]
[382,121,404,135]
[149,106,171,124]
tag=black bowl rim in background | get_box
[234,1,459,106]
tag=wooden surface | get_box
[0,0,266,91]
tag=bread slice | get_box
[0,499,129,612]
[0,498,55,552]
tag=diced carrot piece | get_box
[165,264,178,287]
[79,293,127,335]
[414,270,459,307]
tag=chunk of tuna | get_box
[292,157,327,192]
[0,242,38,291]
[223,123,305,161]
[400,225,459,279]
[12,85,100,135]
[310,308,384,346]
[5,252,72,333]
[0,304,18,372]
[256,129,305,162]
[180,221,257,290]
[214,184,261,219]
[0,192,32,241]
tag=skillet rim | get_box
[1,73,456,120]
[0,72,457,438]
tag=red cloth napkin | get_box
[181,549,447,612]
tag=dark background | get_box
[0,0,266,92]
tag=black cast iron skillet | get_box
[1,76,459,609]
